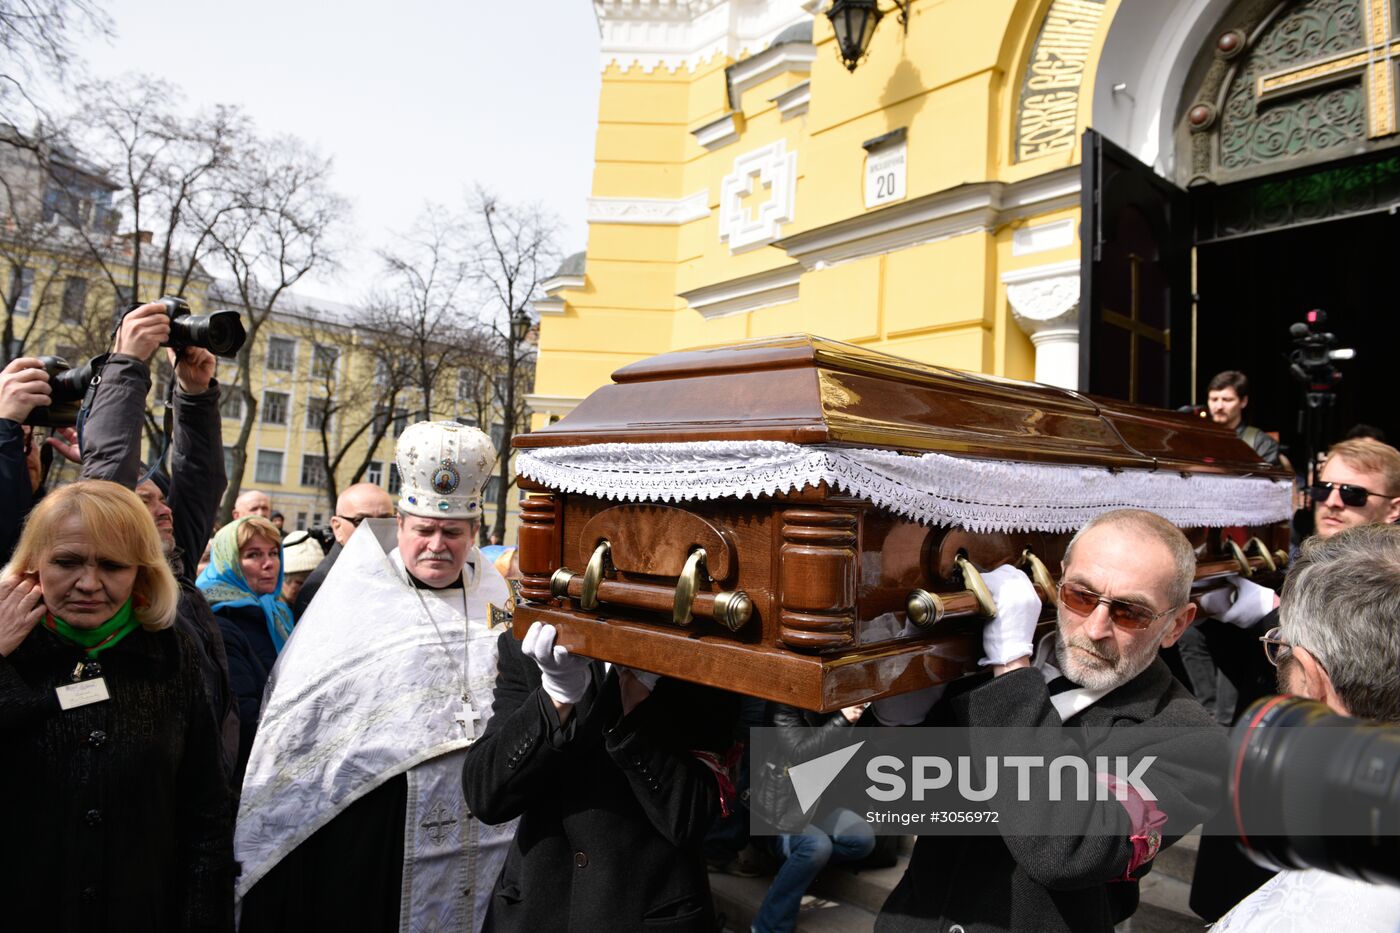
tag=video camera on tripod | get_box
[1288,310,1355,488]
[1289,310,1355,390]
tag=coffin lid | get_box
[516,335,1285,476]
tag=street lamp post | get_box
[492,308,533,545]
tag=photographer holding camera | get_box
[76,299,241,783]
[0,357,51,560]
[1212,523,1400,930]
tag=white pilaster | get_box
[1002,259,1082,389]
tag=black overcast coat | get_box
[0,626,233,932]
[463,630,738,933]
[875,660,1227,933]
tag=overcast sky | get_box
[70,0,602,305]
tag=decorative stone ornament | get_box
[394,421,496,521]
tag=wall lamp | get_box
[826,0,910,72]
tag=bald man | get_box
[233,489,273,520]
[292,483,395,617]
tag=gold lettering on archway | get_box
[1016,0,1107,161]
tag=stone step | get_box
[710,868,877,932]
[713,829,1207,932]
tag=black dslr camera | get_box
[23,355,94,428]
[151,295,246,358]
[1230,696,1400,887]
[21,296,246,427]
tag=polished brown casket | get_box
[512,336,1291,712]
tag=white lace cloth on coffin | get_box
[516,441,1291,532]
[233,519,513,932]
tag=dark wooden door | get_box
[1080,129,1193,409]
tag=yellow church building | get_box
[533,0,1400,454]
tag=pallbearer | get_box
[236,421,514,932]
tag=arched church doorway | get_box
[1083,0,1400,465]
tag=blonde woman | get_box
[0,479,233,932]
[196,515,292,778]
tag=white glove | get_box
[1194,575,1276,628]
[871,685,945,726]
[522,621,592,705]
[978,564,1042,666]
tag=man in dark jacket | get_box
[463,621,738,932]
[873,508,1226,933]
[77,301,239,781]
[0,356,51,561]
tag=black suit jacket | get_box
[463,630,737,933]
[876,661,1226,933]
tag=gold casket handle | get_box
[1226,539,1252,578]
[1019,548,1057,607]
[581,540,612,610]
[955,554,998,618]
[673,548,707,627]
[1245,536,1277,573]
[547,541,754,632]
[906,589,946,628]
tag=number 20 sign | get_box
[865,142,907,208]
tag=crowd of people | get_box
[0,310,1396,933]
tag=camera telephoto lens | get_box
[1231,696,1400,887]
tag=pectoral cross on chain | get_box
[455,700,480,741]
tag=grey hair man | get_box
[1275,524,1400,722]
[1212,524,1400,930]
[875,508,1223,933]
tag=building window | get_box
[367,460,383,486]
[393,408,408,436]
[53,343,79,363]
[254,449,284,485]
[371,405,389,434]
[306,397,330,431]
[311,344,339,379]
[60,277,87,323]
[312,511,324,527]
[261,390,289,425]
[457,368,474,401]
[299,454,326,488]
[295,511,307,530]
[220,385,244,420]
[484,476,500,504]
[491,422,505,452]
[266,337,295,371]
[223,446,236,477]
[9,266,33,316]
[387,463,402,495]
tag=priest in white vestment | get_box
[234,421,514,932]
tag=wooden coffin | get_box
[512,336,1292,712]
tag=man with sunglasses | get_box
[1211,524,1400,931]
[875,508,1224,933]
[290,481,395,616]
[1189,435,1400,918]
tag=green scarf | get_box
[45,598,138,658]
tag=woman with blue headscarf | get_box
[197,515,292,781]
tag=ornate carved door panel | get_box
[1080,130,1193,409]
